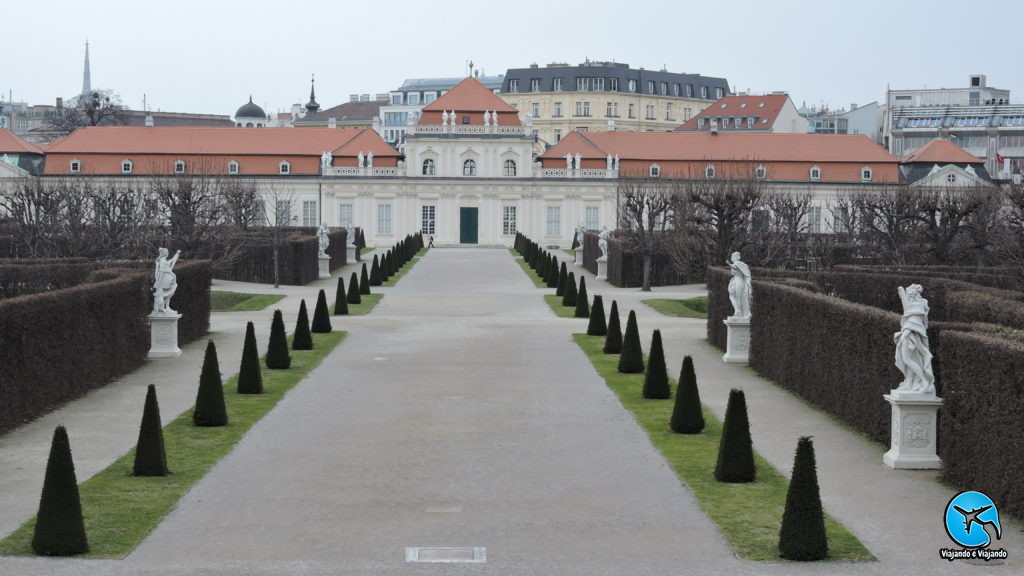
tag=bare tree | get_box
[88,180,159,259]
[752,191,811,267]
[260,184,297,288]
[616,172,674,291]
[847,185,926,265]
[44,89,130,138]
[220,178,263,230]
[683,163,767,268]
[0,177,64,256]
[913,184,1000,264]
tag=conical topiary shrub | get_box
[32,425,87,556]
[369,254,382,286]
[311,289,332,333]
[387,251,396,276]
[133,384,169,476]
[293,300,314,351]
[360,263,371,295]
[574,276,590,318]
[618,310,644,373]
[546,255,559,288]
[670,356,704,434]
[779,436,829,561]
[642,329,670,399]
[237,321,263,394]
[604,300,623,354]
[346,272,361,304]
[265,309,291,369]
[556,262,568,296]
[333,276,349,315]
[562,272,578,307]
[714,388,756,483]
[193,340,228,427]
[587,294,607,336]
[379,254,390,282]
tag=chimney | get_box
[56,97,63,108]
[361,94,369,102]
[328,117,337,129]
[145,114,154,127]
[710,118,719,135]
[350,94,359,102]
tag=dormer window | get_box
[755,165,766,180]
[649,164,660,177]
[69,159,81,173]
[758,102,766,108]
[721,103,727,109]
[228,160,239,174]
[861,166,873,182]
[279,161,291,175]
[740,102,747,108]
[174,160,186,174]
[810,166,821,181]
[121,159,133,174]
[705,165,716,179]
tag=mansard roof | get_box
[676,93,792,131]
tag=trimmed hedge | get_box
[212,227,345,286]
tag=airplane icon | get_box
[954,505,1002,541]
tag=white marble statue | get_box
[727,251,752,318]
[491,111,499,126]
[606,154,613,170]
[357,151,365,168]
[524,114,533,127]
[575,153,582,169]
[153,247,181,315]
[566,154,573,170]
[894,284,935,394]
[447,110,455,126]
[441,110,449,125]
[367,151,373,167]
[321,151,332,168]
[483,110,491,126]
[614,154,620,169]
[598,226,610,260]
[317,222,330,257]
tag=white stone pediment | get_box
[459,147,479,159]
[910,164,987,188]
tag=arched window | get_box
[861,166,873,182]
[279,161,291,175]
[649,164,661,177]
[809,166,821,181]
[463,159,477,176]
[69,159,81,173]
[504,159,517,176]
[704,164,715,179]
[422,159,435,175]
[755,165,766,180]
[174,160,186,174]
[228,160,240,175]
[121,159,133,174]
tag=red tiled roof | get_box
[541,131,897,163]
[676,94,791,131]
[0,129,44,154]
[902,139,983,164]
[421,77,517,114]
[45,126,398,157]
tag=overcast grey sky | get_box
[4,0,1023,117]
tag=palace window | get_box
[502,205,517,236]
[463,159,477,176]
[807,206,822,234]
[705,165,716,178]
[302,200,317,226]
[861,166,873,182]
[585,206,599,230]
[650,164,660,177]
[275,200,292,225]
[174,160,186,174]
[421,205,436,235]
[377,204,392,235]
[70,159,81,173]
[809,166,821,181]
[546,205,561,237]
[755,165,767,180]
[121,159,133,174]
[338,203,353,229]
[504,159,517,176]
[279,161,291,175]
[228,160,239,174]
[553,102,563,117]
[422,159,435,175]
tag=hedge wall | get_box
[213,231,320,285]
[99,260,212,344]
[290,226,348,271]
[582,231,599,276]
[706,267,732,350]
[0,260,98,299]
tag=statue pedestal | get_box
[148,313,182,358]
[346,245,357,264]
[596,258,608,280]
[722,316,751,364]
[883,391,942,470]
[318,255,331,279]
[575,248,584,266]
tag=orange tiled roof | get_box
[0,129,44,154]
[45,126,399,157]
[540,131,897,163]
[421,77,518,114]
[902,139,983,164]
[676,94,791,131]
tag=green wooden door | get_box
[459,207,478,244]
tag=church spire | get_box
[305,74,320,115]
[82,40,92,96]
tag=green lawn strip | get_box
[0,331,345,558]
[512,256,548,288]
[572,333,873,562]
[210,291,286,312]
[564,249,576,257]
[543,294,580,318]
[642,296,708,319]
[381,250,428,287]
[329,293,383,316]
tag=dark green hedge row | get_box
[213,230,319,285]
[291,227,348,271]
[100,260,212,344]
[0,261,98,299]
[835,265,1024,292]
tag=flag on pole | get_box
[996,152,1006,164]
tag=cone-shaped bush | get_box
[346,272,361,304]
[779,436,829,561]
[642,329,670,399]
[556,262,568,296]
[379,255,390,282]
[574,276,590,318]
[587,294,607,336]
[133,384,169,476]
[714,389,756,483]
[538,251,548,277]
[311,289,332,333]
[265,309,291,369]
[293,299,314,350]
[604,300,623,354]
[369,254,382,286]
[387,251,396,276]
[193,340,228,427]
[618,310,645,373]
[32,425,87,556]
[333,276,349,315]
[562,272,578,307]
[237,321,264,394]
[546,255,559,288]
[670,356,705,434]
[360,263,371,295]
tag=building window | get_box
[531,102,540,118]
[408,93,420,105]
[755,165,766,180]
[422,159,435,175]
[628,103,636,119]
[463,159,477,176]
[502,205,517,236]
[553,77,563,91]
[70,159,81,173]
[585,206,599,230]
[809,166,821,181]
[553,102,563,117]
[701,86,708,99]
[546,205,561,237]
[377,204,392,235]
[665,103,674,121]
[606,102,618,117]
[391,93,403,105]
[421,205,436,235]
[574,101,590,116]
[861,166,873,182]
[120,159,133,174]
[705,165,716,178]
[807,206,822,234]
[503,159,517,176]
[530,78,540,92]
[647,80,655,94]
[650,164,660,177]
[302,200,317,226]
[684,108,692,121]
[275,200,292,225]
[554,129,562,142]
[609,78,618,91]
[576,77,590,91]
[687,84,694,97]
[628,79,637,92]
[716,88,725,99]
[174,159,186,174]
[947,173,958,184]
[645,104,655,120]
[279,161,291,175]
[509,79,519,93]
[660,82,668,95]
[747,117,755,128]
[593,78,604,91]
[338,203,353,229]
[228,160,239,174]
[576,126,589,132]
[673,83,680,96]
[424,92,437,104]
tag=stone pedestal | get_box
[148,313,182,358]
[596,258,608,280]
[346,245,357,264]
[575,248,584,266]
[883,390,942,470]
[722,316,751,364]
[318,255,331,279]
